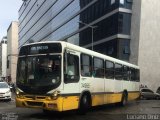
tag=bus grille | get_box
[25,96,46,100]
[27,101,43,107]
[36,96,46,99]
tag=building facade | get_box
[7,21,19,83]
[19,0,131,61]
[18,0,160,91]
[0,42,1,77]
[0,37,7,80]
[130,0,160,91]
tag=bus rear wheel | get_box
[78,94,91,115]
[120,93,128,106]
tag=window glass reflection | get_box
[119,0,133,9]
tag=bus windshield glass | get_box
[17,43,62,94]
[17,55,61,94]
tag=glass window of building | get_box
[111,0,116,5]
[119,0,133,9]
[118,13,131,35]
[118,39,130,61]
[120,0,124,5]
[127,0,133,3]
[93,40,118,59]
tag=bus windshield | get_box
[17,55,61,94]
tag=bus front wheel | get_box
[78,94,91,115]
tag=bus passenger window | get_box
[130,68,140,82]
[130,68,135,81]
[105,61,114,79]
[81,54,92,77]
[64,53,79,83]
[123,66,130,81]
[93,57,104,78]
[135,69,140,82]
[115,63,123,80]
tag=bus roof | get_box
[22,41,139,69]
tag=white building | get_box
[0,37,7,80]
[130,0,160,91]
[7,21,19,83]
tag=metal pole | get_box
[92,28,93,50]
[78,21,97,51]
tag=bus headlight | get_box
[16,89,24,98]
[16,90,20,95]
[51,91,60,100]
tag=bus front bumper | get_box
[16,96,63,111]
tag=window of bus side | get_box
[80,54,92,77]
[130,68,140,82]
[130,68,135,82]
[105,60,114,79]
[64,51,80,83]
[136,69,140,82]
[123,65,130,81]
[115,63,123,80]
[93,57,104,78]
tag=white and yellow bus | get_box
[16,41,140,113]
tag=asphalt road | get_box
[0,94,160,120]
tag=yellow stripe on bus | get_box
[62,96,79,111]
[16,92,140,111]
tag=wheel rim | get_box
[81,95,90,111]
[83,96,89,108]
[83,96,87,104]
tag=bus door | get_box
[62,49,80,110]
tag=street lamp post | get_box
[78,21,98,50]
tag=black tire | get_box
[78,94,90,115]
[5,98,11,102]
[120,93,128,106]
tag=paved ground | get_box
[0,93,160,120]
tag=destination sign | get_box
[30,46,49,54]
[19,43,62,56]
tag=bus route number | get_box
[81,83,90,88]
